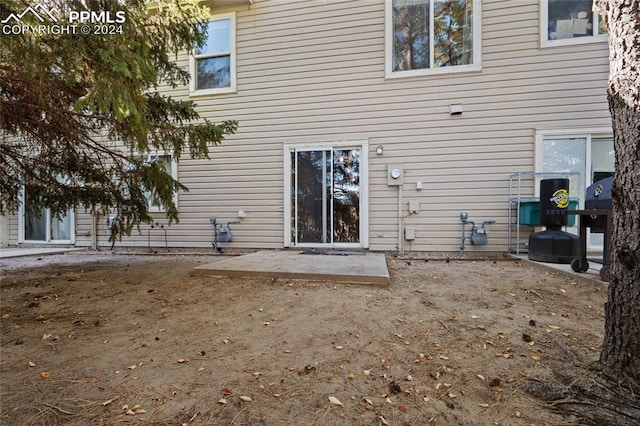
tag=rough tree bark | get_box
[524,2,640,424]
[594,0,640,387]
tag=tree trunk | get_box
[601,92,640,384]
[594,0,640,385]
[524,4,640,423]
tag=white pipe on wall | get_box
[398,185,403,255]
[91,210,98,250]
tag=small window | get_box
[190,13,236,95]
[146,154,177,212]
[385,0,481,78]
[541,0,607,47]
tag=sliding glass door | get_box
[289,146,362,247]
[21,190,74,243]
[539,133,614,250]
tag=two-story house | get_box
[4,0,613,255]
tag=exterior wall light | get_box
[376,145,384,156]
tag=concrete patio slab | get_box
[193,250,389,286]
[0,247,86,259]
[513,254,606,283]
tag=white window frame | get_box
[540,0,607,48]
[385,0,482,79]
[283,140,369,249]
[146,152,178,213]
[535,128,613,250]
[189,12,236,96]
[534,128,613,201]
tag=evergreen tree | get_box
[0,0,237,240]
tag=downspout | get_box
[91,210,98,250]
[398,185,403,255]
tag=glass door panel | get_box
[24,207,47,241]
[332,149,360,243]
[542,137,586,202]
[51,213,72,240]
[293,150,330,244]
[591,138,614,182]
[589,138,614,248]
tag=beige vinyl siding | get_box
[8,215,19,245]
[57,0,611,252]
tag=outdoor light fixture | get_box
[376,145,384,156]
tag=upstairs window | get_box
[541,0,606,47]
[190,13,236,95]
[386,0,481,78]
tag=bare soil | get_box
[0,252,608,425]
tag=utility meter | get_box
[387,165,404,186]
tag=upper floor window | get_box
[385,0,481,78]
[540,0,607,47]
[190,13,236,95]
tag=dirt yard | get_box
[0,252,608,425]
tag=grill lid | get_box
[585,176,613,210]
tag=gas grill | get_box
[568,177,613,281]
[586,176,613,210]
